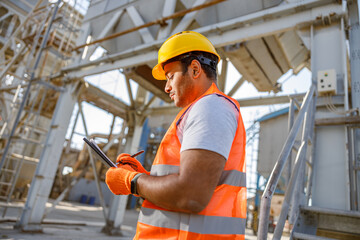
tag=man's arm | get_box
[136,148,226,213]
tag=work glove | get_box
[105,164,142,196]
[116,153,150,175]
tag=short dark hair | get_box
[163,51,219,80]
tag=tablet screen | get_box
[83,138,117,168]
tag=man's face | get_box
[163,61,198,108]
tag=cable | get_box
[325,93,359,115]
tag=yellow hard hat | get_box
[152,31,220,80]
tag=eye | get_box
[166,74,174,81]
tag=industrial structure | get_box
[0,0,360,239]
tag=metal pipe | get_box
[72,0,226,51]
[306,95,317,205]
[287,99,295,184]
[257,85,315,239]
[0,0,61,172]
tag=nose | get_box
[165,80,171,93]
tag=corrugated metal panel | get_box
[257,108,303,191]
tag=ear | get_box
[190,59,201,79]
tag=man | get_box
[106,31,246,239]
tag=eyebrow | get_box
[164,68,173,79]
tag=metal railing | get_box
[257,84,316,239]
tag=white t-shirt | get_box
[176,94,239,160]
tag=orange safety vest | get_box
[134,83,246,240]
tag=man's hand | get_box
[105,165,140,195]
[116,153,150,175]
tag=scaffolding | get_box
[0,0,83,203]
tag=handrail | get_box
[272,96,314,240]
[257,85,316,239]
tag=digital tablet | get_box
[83,138,117,168]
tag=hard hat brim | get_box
[152,63,166,80]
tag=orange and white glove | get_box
[105,164,143,196]
[116,153,150,175]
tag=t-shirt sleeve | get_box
[180,95,239,160]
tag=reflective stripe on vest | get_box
[151,164,246,187]
[134,83,246,239]
[139,207,246,235]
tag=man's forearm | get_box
[136,173,206,213]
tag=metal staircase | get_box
[257,84,317,239]
[292,206,360,240]
[257,84,360,239]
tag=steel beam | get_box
[157,0,177,40]
[171,0,207,35]
[227,76,245,97]
[126,6,154,43]
[84,10,124,61]
[62,1,344,79]
[236,93,305,107]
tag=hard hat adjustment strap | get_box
[162,53,217,71]
[196,56,217,71]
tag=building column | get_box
[16,81,81,231]
[348,0,360,210]
[311,22,350,210]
